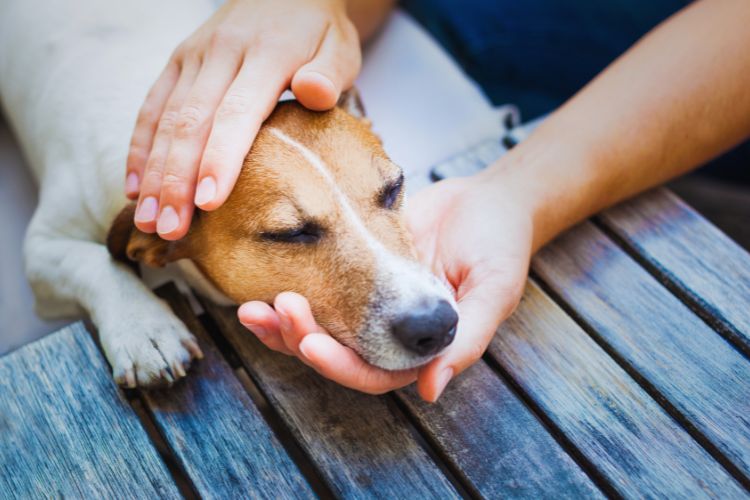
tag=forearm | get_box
[347,0,396,42]
[484,0,750,252]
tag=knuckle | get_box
[157,110,180,134]
[175,104,206,136]
[160,172,189,190]
[172,41,193,60]
[208,28,243,52]
[140,169,164,191]
[217,90,253,118]
[136,103,159,127]
[126,144,148,167]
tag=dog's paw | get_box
[102,315,204,389]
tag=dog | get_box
[0,0,458,388]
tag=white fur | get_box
[0,0,217,386]
[175,259,235,307]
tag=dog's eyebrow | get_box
[267,126,378,245]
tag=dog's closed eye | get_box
[261,222,323,244]
[379,173,405,210]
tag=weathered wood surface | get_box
[0,323,179,498]
[534,221,750,484]
[599,188,750,355]
[141,285,314,499]
[204,301,461,500]
[488,280,747,498]
[397,361,604,498]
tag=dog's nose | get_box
[391,300,458,356]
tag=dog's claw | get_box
[114,366,137,389]
[105,318,201,389]
[125,369,136,389]
[159,368,175,386]
[172,360,187,378]
[183,338,204,360]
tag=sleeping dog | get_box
[0,0,457,387]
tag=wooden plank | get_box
[397,361,604,498]
[599,188,750,355]
[203,301,461,499]
[487,280,747,498]
[143,284,315,499]
[0,323,180,498]
[533,221,750,484]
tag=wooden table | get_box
[2,185,749,499]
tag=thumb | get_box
[292,23,361,111]
[417,276,524,402]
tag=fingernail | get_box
[125,172,139,194]
[157,205,180,234]
[135,196,158,222]
[277,308,291,332]
[194,176,216,206]
[432,367,453,402]
[298,337,312,359]
[243,323,268,339]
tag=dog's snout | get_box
[391,300,458,356]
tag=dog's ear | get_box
[337,87,366,119]
[107,202,186,267]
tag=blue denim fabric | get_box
[403,0,749,182]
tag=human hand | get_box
[405,174,533,401]
[126,0,361,240]
[237,170,534,401]
[238,292,419,395]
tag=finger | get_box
[417,277,523,403]
[273,292,321,356]
[292,22,361,111]
[238,301,292,355]
[126,62,180,199]
[155,53,242,240]
[299,333,417,395]
[194,57,290,211]
[134,62,200,233]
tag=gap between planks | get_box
[197,298,474,499]
[194,310,336,499]
[530,268,750,492]
[593,216,750,362]
[478,350,623,500]
[82,320,200,500]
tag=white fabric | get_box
[357,11,504,192]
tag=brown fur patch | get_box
[108,100,412,346]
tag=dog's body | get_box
[1,0,219,385]
[1,0,457,387]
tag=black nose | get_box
[391,300,458,356]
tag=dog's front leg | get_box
[24,232,202,388]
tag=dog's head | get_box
[108,93,458,370]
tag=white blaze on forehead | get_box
[267,126,455,309]
[268,126,383,251]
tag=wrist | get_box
[477,134,598,253]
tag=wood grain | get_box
[488,279,747,498]
[397,361,604,498]
[142,284,314,499]
[599,188,750,355]
[204,301,460,499]
[0,323,180,498]
[533,221,750,484]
